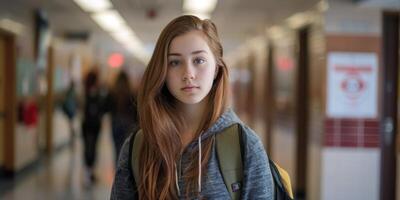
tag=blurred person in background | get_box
[106,70,138,166]
[111,15,274,199]
[82,68,105,185]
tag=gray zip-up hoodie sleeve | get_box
[110,135,137,200]
[240,125,274,199]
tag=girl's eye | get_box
[168,60,180,67]
[194,58,205,65]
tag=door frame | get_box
[0,29,16,174]
[380,11,399,200]
[265,43,275,154]
[294,25,310,199]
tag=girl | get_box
[111,15,274,199]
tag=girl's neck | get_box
[177,98,208,147]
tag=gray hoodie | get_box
[110,109,274,199]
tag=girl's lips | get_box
[181,86,199,91]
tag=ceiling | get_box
[0,0,321,65]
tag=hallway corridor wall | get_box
[321,1,383,199]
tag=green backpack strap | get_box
[216,124,243,200]
[131,130,143,183]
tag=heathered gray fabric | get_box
[110,108,274,199]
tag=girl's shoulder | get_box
[236,123,264,148]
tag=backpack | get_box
[215,124,293,200]
[62,90,77,119]
[130,124,293,200]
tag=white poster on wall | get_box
[326,52,378,118]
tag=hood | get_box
[186,108,243,151]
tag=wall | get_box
[321,1,382,199]
[15,124,38,170]
[248,37,269,145]
[322,34,381,200]
[6,10,41,172]
[50,41,93,150]
[51,42,76,149]
[321,148,380,200]
[269,28,298,186]
[0,7,71,171]
[307,15,326,200]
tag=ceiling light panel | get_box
[183,0,218,13]
[91,10,127,32]
[73,0,112,12]
[183,11,211,19]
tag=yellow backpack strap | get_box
[131,130,143,184]
[269,160,294,199]
[215,124,243,200]
[273,162,293,199]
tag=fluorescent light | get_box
[111,30,134,41]
[108,25,135,45]
[125,43,142,53]
[183,11,211,19]
[112,32,139,45]
[108,24,150,64]
[73,0,149,64]
[183,0,218,13]
[0,18,24,34]
[73,0,112,12]
[91,10,127,31]
[109,25,134,35]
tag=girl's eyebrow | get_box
[168,50,207,57]
[191,50,207,55]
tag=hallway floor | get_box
[0,126,115,200]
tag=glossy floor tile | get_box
[0,125,116,200]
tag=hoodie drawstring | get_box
[198,136,202,193]
[175,134,203,197]
[175,163,181,196]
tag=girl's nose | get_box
[182,64,195,81]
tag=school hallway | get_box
[0,116,115,200]
[0,0,399,199]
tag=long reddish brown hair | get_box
[137,15,229,199]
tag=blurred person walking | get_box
[106,70,138,165]
[82,68,105,185]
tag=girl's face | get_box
[166,30,217,106]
